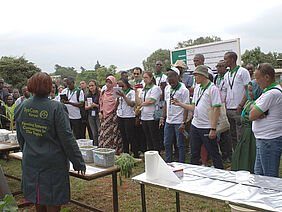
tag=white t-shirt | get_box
[252,83,282,139]
[139,85,162,121]
[60,88,85,119]
[117,89,136,118]
[165,82,190,124]
[214,75,227,102]
[224,66,251,109]
[154,73,167,86]
[191,83,222,129]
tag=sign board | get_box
[171,38,241,71]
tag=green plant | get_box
[0,194,18,212]
[115,153,135,185]
[0,100,17,133]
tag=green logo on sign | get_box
[40,110,48,119]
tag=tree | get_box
[0,56,41,90]
[175,36,222,49]
[142,49,170,72]
[53,64,78,79]
[241,47,282,68]
[76,65,118,86]
[94,60,101,70]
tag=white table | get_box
[132,162,282,212]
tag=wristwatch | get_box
[210,128,216,131]
[181,121,187,125]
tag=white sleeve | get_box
[242,69,251,86]
[182,88,190,104]
[150,86,161,102]
[79,90,85,102]
[130,90,135,102]
[211,86,222,106]
[191,87,198,104]
[255,92,274,113]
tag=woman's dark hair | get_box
[119,78,132,90]
[87,79,100,99]
[143,71,156,89]
[27,72,52,96]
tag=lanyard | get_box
[67,89,77,101]
[228,65,239,90]
[217,76,225,91]
[196,82,211,106]
[170,83,181,99]
[156,74,163,86]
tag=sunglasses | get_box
[133,73,140,75]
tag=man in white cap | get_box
[159,67,189,163]
[172,65,223,168]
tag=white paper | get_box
[91,111,96,116]
[113,87,122,98]
[145,151,181,183]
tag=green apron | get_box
[231,101,256,173]
[15,95,85,205]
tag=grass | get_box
[1,156,281,212]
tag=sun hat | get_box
[193,65,209,78]
[172,60,188,69]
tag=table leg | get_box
[140,184,146,212]
[112,171,119,212]
[176,192,180,212]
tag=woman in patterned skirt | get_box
[98,76,123,154]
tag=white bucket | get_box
[230,204,257,212]
[76,139,93,147]
[8,133,17,144]
[80,146,97,163]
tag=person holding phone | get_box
[135,71,162,152]
[159,67,189,163]
[116,78,138,157]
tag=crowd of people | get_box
[1,51,282,179]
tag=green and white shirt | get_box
[117,89,136,118]
[191,82,222,129]
[224,66,251,109]
[60,88,85,120]
[252,82,282,139]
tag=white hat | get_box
[167,67,180,75]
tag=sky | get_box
[1,0,282,73]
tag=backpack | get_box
[76,89,87,122]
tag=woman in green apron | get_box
[15,72,86,212]
[231,80,262,173]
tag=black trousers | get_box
[70,119,84,139]
[117,117,138,157]
[135,117,147,153]
[142,120,161,152]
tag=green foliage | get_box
[0,56,41,90]
[0,100,17,132]
[0,194,18,212]
[142,49,170,72]
[175,36,222,49]
[91,65,118,86]
[53,64,78,79]
[60,208,71,212]
[241,47,282,68]
[115,153,135,185]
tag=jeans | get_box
[254,136,282,177]
[164,123,186,163]
[227,109,242,150]
[88,115,100,146]
[118,117,138,156]
[142,120,161,151]
[190,124,223,169]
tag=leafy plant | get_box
[115,153,135,185]
[0,194,18,212]
[0,100,17,133]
